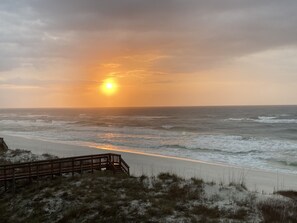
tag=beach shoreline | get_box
[2,133,297,193]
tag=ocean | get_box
[0,106,296,174]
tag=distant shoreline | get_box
[2,133,297,193]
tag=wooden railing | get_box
[0,153,129,191]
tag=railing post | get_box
[4,166,7,191]
[91,156,94,173]
[51,160,54,179]
[109,154,112,164]
[36,164,39,180]
[12,167,15,194]
[29,163,32,183]
[72,158,74,177]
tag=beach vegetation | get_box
[1,170,297,222]
[258,198,297,223]
[275,190,297,200]
[229,181,248,191]
[157,172,181,183]
[1,149,296,222]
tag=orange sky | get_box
[1,0,297,108]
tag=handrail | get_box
[108,161,117,173]
[0,153,130,191]
[0,153,120,168]
[120,157,130,175]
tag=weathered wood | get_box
[0,153,129,192]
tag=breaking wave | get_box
[226,116,297,124]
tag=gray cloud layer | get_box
[1,0,297,73]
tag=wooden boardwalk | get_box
[0,153,129,192]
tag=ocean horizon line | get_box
[1,104,297,110]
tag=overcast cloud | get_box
[1,0,297,72]
[1,0,297,107]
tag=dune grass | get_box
[0,149,296,222]
[0,170,296,223]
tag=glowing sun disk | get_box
[101,79,118,96]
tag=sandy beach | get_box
[2,133,296,193]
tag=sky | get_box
[1,0,297,108]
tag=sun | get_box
[101,79,118,96]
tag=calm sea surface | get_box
[0,106,297,174]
